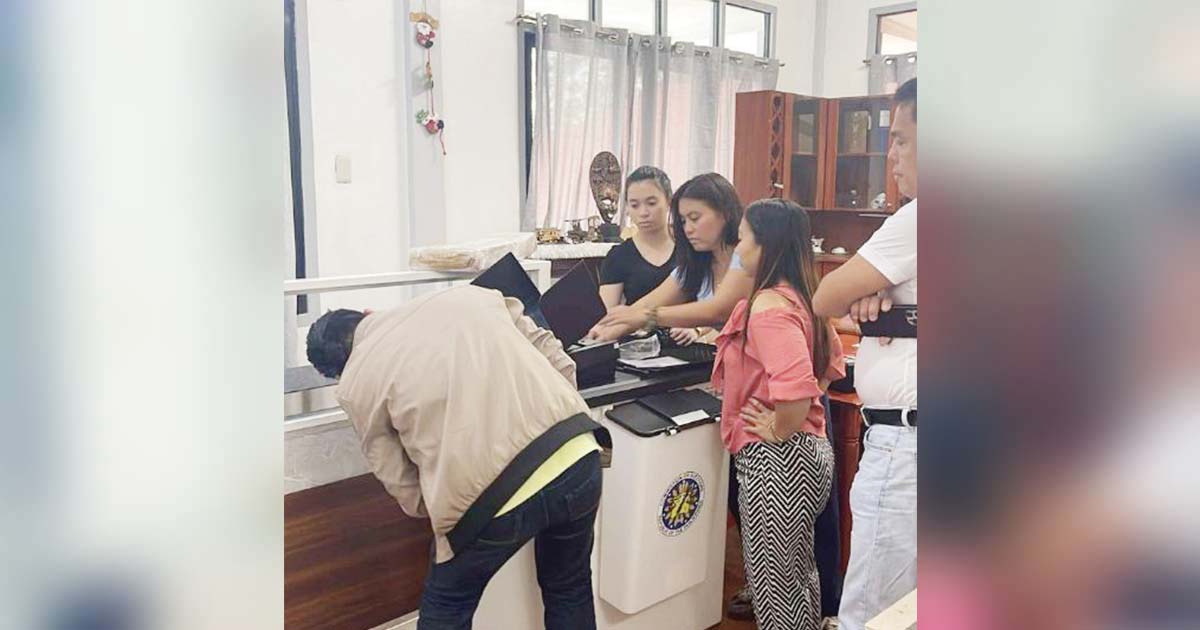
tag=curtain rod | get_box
[514,14,783,67]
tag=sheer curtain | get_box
[868,52,917,95]
[524,16,779,230]
[525,16,631,231]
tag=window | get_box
[521,1,774,55]
[667,0,717,47]
[523,0,592,21]
[285,0,318,319]
[518,0,776,211]
[868,3,917,56]
[724,1,772,57]
[878,10,916,54]
[602,0,657,33]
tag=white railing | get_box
[284,259,552,296]
[284,259,552,434]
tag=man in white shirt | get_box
[813,77,917,630]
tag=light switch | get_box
[334,154,352,183]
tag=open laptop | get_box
[472,255,606,347]
[471,253,547,328]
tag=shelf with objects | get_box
[807,94,902,277]
[822,95,901,212]
[733,91,908,279]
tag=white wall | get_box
[304,0,522,261]
[816,0,907,97]
[304,0,410,310]
[773,0,819,95]
[439,1,524,243]
[300,0,824,269]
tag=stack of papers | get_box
[618,356,688,369]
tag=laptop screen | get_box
[471,253,548,329]
[538,262,607,347]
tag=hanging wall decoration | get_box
[410,10,446,154]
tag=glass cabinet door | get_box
[788,97,823,208]
[830,96,894,211]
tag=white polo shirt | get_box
[853,199,917,410]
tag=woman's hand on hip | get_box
[741,398,791,443]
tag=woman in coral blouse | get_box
[711,199,845,630]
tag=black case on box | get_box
[604,389,721,437]
[569,342,618,388]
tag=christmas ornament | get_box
[416,110,444,135]
[410,10,446,154]
[415,21,436,49]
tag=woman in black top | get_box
[599,166,676,308]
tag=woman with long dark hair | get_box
[711,199,845,630]
[589,172,745,345]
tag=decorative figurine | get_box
[536,227,564,244]
[415,19,437,49]
[415,109,443,135]
[588,151,623,243]
[565,219,589,244]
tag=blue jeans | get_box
[418,451,602,630]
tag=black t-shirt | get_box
[599,239,674,305]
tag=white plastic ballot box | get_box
[472,405,729,630]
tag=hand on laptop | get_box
[597,304,651,332]
[586,322,626,343]
[668,327,700,346]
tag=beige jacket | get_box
[335,285,592,562]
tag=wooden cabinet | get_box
[829,393,863,575]
[830,331,865,575]
[734,92,901,279]
[733,91,829,208]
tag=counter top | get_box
[286,365,336,394]
[286,363,712,412]
[580,366,712,408]
[530,242,617,260]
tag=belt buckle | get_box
[860,406,872,428]
[900,408,915,428]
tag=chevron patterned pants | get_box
[734,432,834,630]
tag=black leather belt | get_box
[862,408,918,427]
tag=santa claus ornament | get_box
[415,20,436,49]
[410,10,447,154]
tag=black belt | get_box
[862,408,917,427]
[445,413,611,556]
